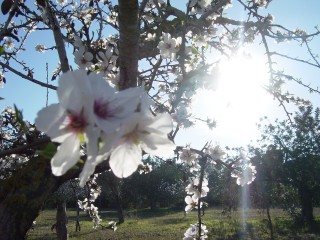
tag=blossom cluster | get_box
[0,72,5,88]
[78,175,103,228]
[188,0,232,15]
[231,151,257,186]
[157,32,181,60]
[183,223,208,240]
[35,70,176,186]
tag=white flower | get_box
[0,72,4,88]
[57,0,67,6]
[183,223,208,240]
[35,69,176,185]
[185,195,201,214]
[35,70,98,181]
[4,38,14,50]
[171,104,193,128]
[109,111,176,178]
[209,145,225,161]
[107,12,118,25]
[231,163,257,186]
[35,44,46,53]
[138,163,153,174]
[74,48,93,69]
[180,147,197,165]
[96,50,117,75]
[193,34,210,48]
[186,177,209,198]
[145,33,156,41]
[71,1,77,8]
[77,8,92,22]
[157,33,181,60]
[253,0,268,8]
[90,75,142,134]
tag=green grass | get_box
[26,208,320,239]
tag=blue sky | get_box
[1,0,320,148]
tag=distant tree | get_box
[249,146,285,240]
[120,158,185,210]
[259,106,320,230]
[50,179,87,239]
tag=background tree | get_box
[120,158,185,210]
[258,106,320,230]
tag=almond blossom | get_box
[35,69,176,185]
[208,144,225,161]
[157,33,181,60]
[74,48,94,70]
[180,146,197,165]
[231,163,257,186]
[186,177,209,198]
[35,44,46,53]
[185,195,201,214]
[183,223,208,240]
[109,111,176,178]
[35,70,97,178]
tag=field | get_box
[27,208,320,240]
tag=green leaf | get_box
[0,46,5,54]
[192,46,201,55]
[37,142,57,159]
[13,104,27,132]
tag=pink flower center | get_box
[94,99,113,119]
[67,111,87,133]
[165,43,172,49]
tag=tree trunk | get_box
[0,156,110,239]
[75,201,81,232]
[104,172,125,224]
[115,193,124,224]
[0,157,60,240]
[118,0,139,90]
[299,187,315,229]
[56,201,68,240]
[266,206,274,240]
[150,198,156,211]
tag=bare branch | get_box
[0,62,57,90]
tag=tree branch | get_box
[0,62,57,90]
[45,1,70,73]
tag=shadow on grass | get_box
[206,217,320,240]
[99,207,184,221]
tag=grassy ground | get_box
[27,208,320,240]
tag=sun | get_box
[215,52,270,109]
[193,51,272,145]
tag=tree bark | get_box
[0,157,61,240]
[118,0,139,90]
[299,186,315,229]
[115,193,124,224]
[103,172,124,224]
[266,206,274,240]
[0,155,110,239]
[56,201,68,240]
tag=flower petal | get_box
[35,104,71,143]
[110,142,142,178]
[51,134,80,176]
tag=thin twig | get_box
[0,62,57,90]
